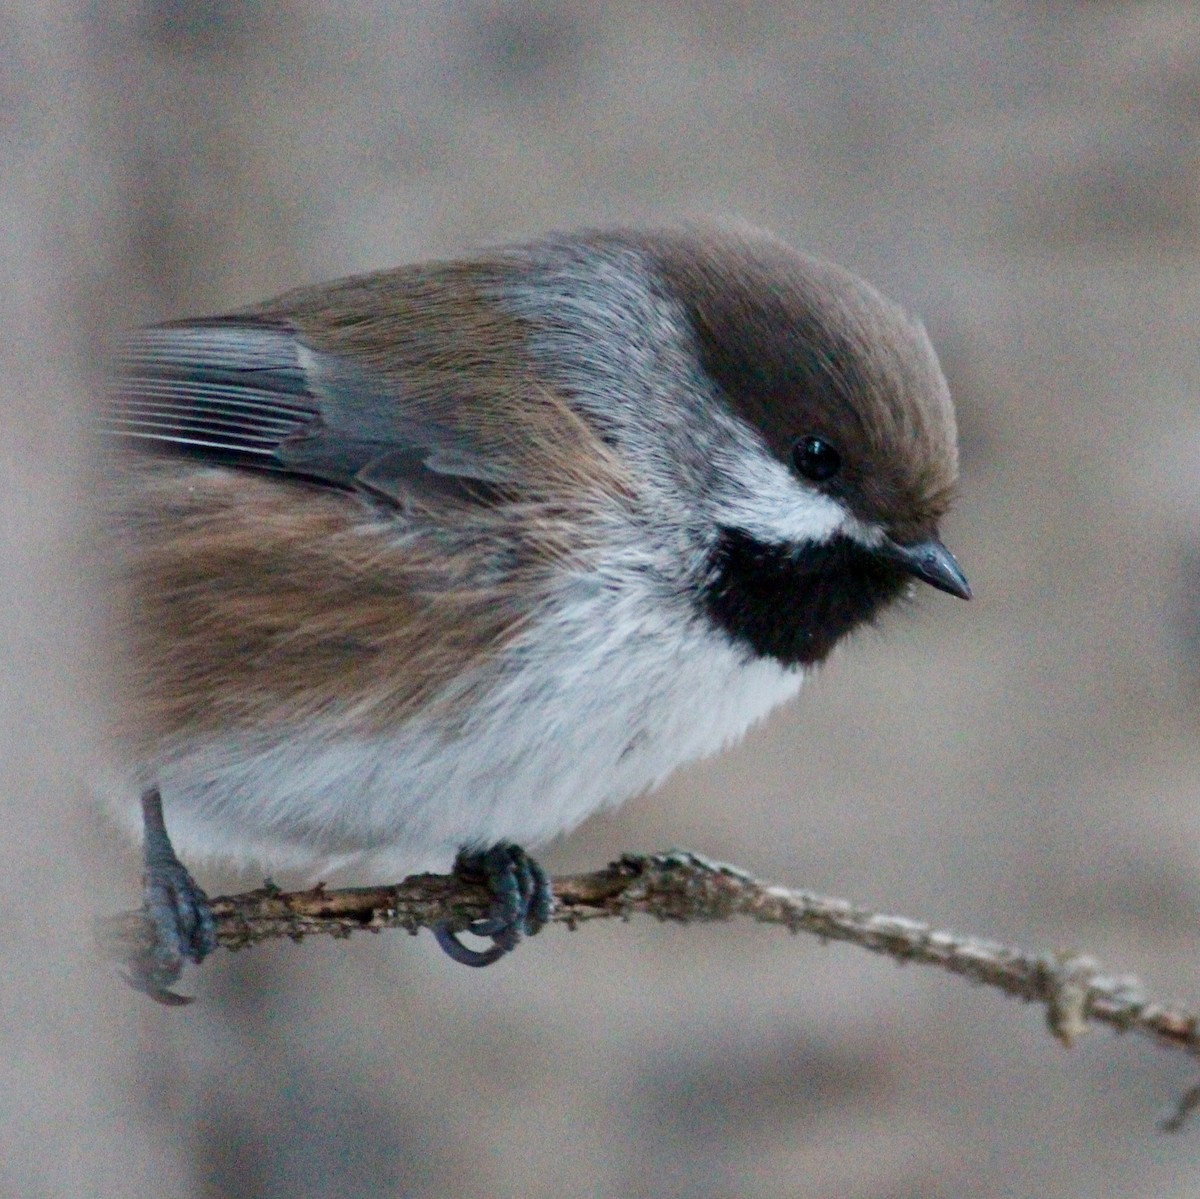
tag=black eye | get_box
[792,436,841,483]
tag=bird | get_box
[98,223,970,1000]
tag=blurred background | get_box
[6,2,1200,1195]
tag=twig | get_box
[97,849,1200,1117]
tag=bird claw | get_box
[433,843,553,967]
[123,787,217,1005]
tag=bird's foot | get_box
[433,843,553,967]
[123,787,217,1005]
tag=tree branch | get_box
[97,850,1200,1118]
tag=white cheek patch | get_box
[712,450,850,547]
[840,512,888,549]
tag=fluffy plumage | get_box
[99,225,965,877]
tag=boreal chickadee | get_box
[100,224,969,997]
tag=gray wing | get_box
[103,317,507,509]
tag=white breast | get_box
[138,575,806,879]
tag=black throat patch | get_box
[701,528,910,666]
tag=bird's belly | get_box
[141,609,806,878]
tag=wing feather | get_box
[103,318,502,509]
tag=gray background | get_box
[5,3,1200,1195]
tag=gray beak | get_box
[878,536,972,600]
